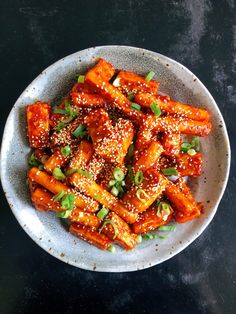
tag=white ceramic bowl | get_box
[0,46,230,272]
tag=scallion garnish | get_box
[113,168,125,181]
[145,70,155,81]
[54,100,77,117]
[158,225,176,232]
[56,208,72,218]
[77,75,85,83]
[108,180,116,187]
[153,234,167,239]
[187,148,196,156]
[134,171,143,186]
[61,116,75,124]
[56,115,75,132]
[161,167,178,176]
[38,164,44,170]
[127,92,134,101]
[128,143,134,157]
[99,220,117,239]
[114,181,124,193]
[52,168,66,180]
[53,109,68,114]
[65,100,77,117]
[143,233,153,240]
[107,245,116,253]
[111,186,119,197]
[150,102,161,117]
[61,193,75,211]
[136,234,142,243]
[65,168,78,176]
[57,121,65,132]
[180,136,200,153]
[61,145,71,157]
[53,190,66,202]
[157,201,171,217]
[191,136,200,152]
[78,168,91,178]
[28,153,43,169]
[180,142,192,153]
[94,195,101,199]
[127,165,134,183]
[96,206,109,220]
[72,124,87,138]
[131,103,141,111]
[136,189,149,203]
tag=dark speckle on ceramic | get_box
[0,46,230,272]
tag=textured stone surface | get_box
[0,0,235,313]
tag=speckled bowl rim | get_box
[0,46,231,272]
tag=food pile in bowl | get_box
[26,58,212,253]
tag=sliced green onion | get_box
[114,181,124,193]
[150,102,161,117]
[161,167,178,176]
[61,116,75,124]
[158,225,176,232]
[53,190,66,202]
[52,168,66,180]
[157,201,171,217]
[61,145,71,157]
[127,165,134,182]
[180,142,192,153]
[28,153,38,166]
[127,92,134,101]
[38,164,44,170]
[61,193,75,211]
[65,100,77,117]
[96,206,109,220]
[143,233,153,240]
[94,195,102,199]
[56,209,72,218]
[128,143,134,157]
[113,168,125,181]
[134,171,143,186]
[191,136,200,152]
[107,245,116,253]
[28,153,43,169]
[136,189,149,203]
[136,234,142,243]
[77,75,85,83]
[54,100,77,117]
[26,178,29,186]
[53,109,68,114]
[187,148,196,156]
[72,124,87,138]
[57,121,65,132]
[131,103,141,111]
[77,168,91,178]
[108,180,116,187]
[145,71,155,81]
[111,186,119,197]
[99,220,117,239]
[154,234,167,239]
[180,136,200,153]
[65,168,78,176]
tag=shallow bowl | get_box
[0,46,231,272]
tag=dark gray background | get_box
[0,0,235,313]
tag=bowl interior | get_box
[0,46,230,272]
